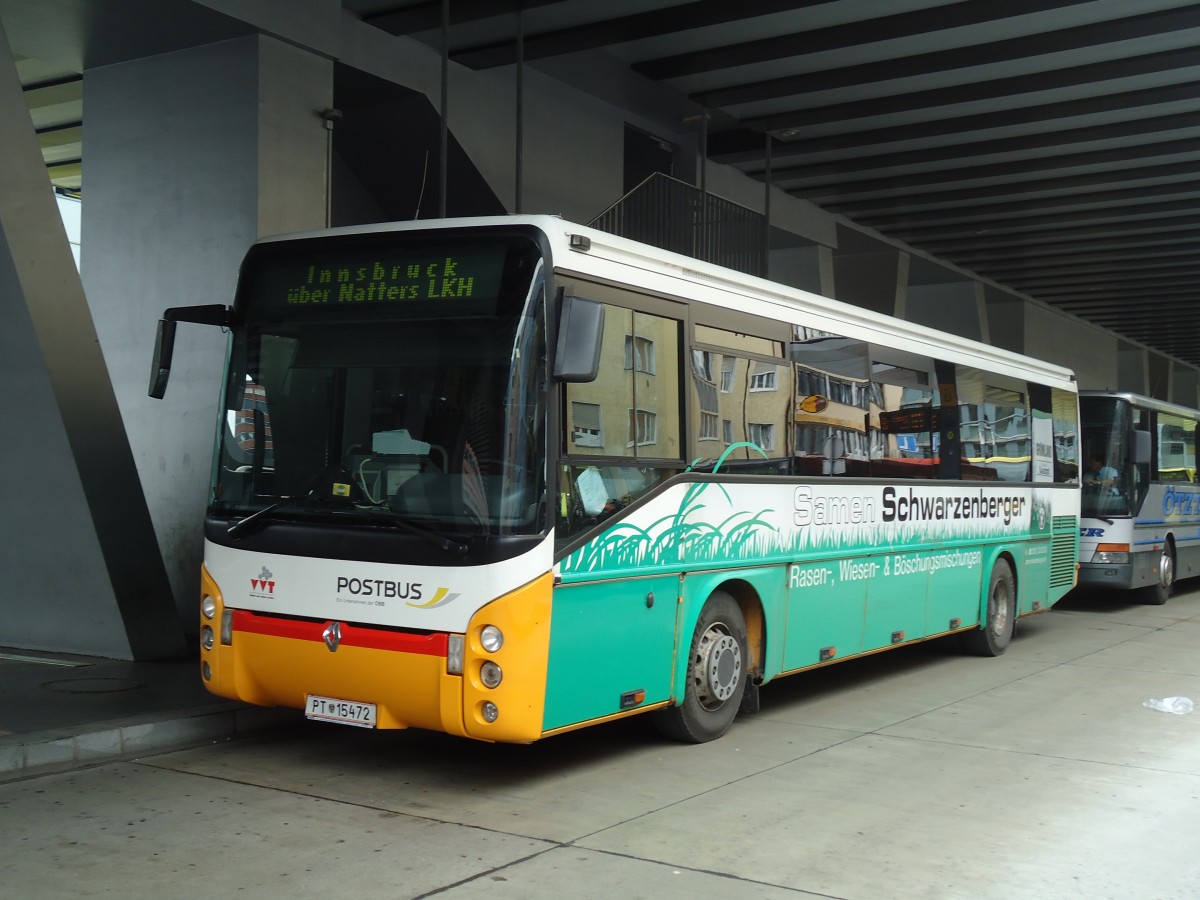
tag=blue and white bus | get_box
[1078,391,1200,603]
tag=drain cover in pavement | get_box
[41,677,146,694]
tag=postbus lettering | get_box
[335,576,422,601]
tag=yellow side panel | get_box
[461,572,554,742]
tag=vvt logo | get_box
[250,566,276,594]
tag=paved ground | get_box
[2,582,1199,898]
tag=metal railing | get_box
[590,173,766,277]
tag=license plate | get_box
[305,694,377,728]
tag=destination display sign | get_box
[250,246,508,310]
[879,406,936,433]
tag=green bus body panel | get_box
[785,559,867,669]
[544,574,679,731]
[549,479,1078,731]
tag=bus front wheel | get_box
[653,591,747,743]
[1144,542,1175,606]
[963,559,1015,657]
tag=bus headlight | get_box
[480,661,503,689]
[201,625,215,650]
[481,701,499,723]
[201,595,217,620]
[1092,544,1129,564]
[480,625,504,653]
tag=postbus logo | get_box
[334,576,460,609]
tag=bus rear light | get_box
[1093,544,1129,564]
[220,609,234,645]
[446,635,464,675]
[481,701,499,723]
[480,661,503,689]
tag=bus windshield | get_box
[1079,395,1134,517]
[211,232,547,536]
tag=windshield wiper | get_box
[228,496,469,556]
[227,494,324,539]
[362,508,468,557]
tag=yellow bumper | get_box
[199,565,553,743]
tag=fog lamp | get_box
[480,661,503,689]
[481,701,499,723]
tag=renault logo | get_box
[322,621,342,652]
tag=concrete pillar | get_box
[1025,304,1117,391]
[1170,364,1199,408]
[905,281,985,343]
[831,225,907,318]
[983,289,1025,355]
[1117,343,1148,394]
[0,19,183,659]
[1147,354,1171,400]
[81,35,329,644]
[769,245,830,295]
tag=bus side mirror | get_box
[148,318,177,399]
[148,304,232,399]
[1133,428,1151,465]
[553,295,604,383]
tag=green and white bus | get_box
[1078,391,1200,604]
[150,215,1081,743]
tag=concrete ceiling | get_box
[9,0,1200,368]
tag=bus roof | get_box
[1080,391,1200,418]
[254,214,1078,393]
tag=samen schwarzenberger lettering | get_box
[881,486,1026,526]
[794,485,1027,528]
[793,486,875,526]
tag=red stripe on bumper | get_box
[233,610,449,656]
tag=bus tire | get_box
[963,559,1015,657]
[653,591,747,743]
[1144,541,1175,606]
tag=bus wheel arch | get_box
[962,554,1017,657]
[1144,537,1176,606]
[721,579,766,684]
[653,586,755,743]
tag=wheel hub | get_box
[695,626,742,708]
[1161,549,1174,588]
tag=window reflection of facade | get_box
[690,326,790,463]
[566,304,680,461]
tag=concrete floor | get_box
[3,582,1199,899]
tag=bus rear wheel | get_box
[963,559,1015,657]
[1144,542,1175,606]
[653,591,747,743]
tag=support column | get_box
[830,225,907,318]
[83,35,331,638]
[0,19,184,659]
